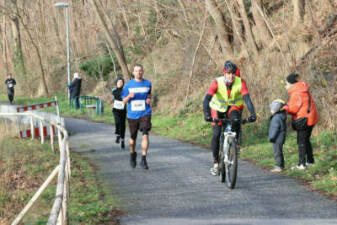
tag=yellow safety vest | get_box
[209,76,243,112]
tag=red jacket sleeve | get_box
[207,80,218,96]
[241,78,249,96]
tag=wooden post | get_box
[50,125,55,152]
[30,115,35,140]
[40,120,44,144]
[11,166,59,225]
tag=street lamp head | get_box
[54,2,69,7]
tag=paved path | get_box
[65,118,337,225]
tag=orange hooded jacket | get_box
[284,81,318,126]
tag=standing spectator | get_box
[112,77,127,149]
[283,73,318,170]
[268,99,287,172]
[122,64,152,170]
[5,73,16,104]
[69,72,82,109]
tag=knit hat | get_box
[270,99,285,114]
[286,73,299,84]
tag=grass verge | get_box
[0,136,122,224]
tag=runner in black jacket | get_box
[5,73,16,104]
[112,77,127,149]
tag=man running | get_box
[203,61,257,175]
[122,64,152,170]
[5,73,16,104]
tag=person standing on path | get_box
[122,64,152,170]
[283,73,318,170]
[112,77,127,149]
[268,99,287,172]
[69,72,82,109]
[5,73,16,104]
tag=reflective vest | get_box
[209,76,243,112]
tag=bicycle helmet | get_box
[223,61,237,74]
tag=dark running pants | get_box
[273,143,284,168]
[212,110,241,163]
[7,89,14,103]
[297,125,314,166]
[113,111,126,139]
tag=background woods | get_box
[0,0,336,130]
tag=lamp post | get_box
[54,2,71,105]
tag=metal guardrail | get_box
[0,112,70,225]
[72,96,104,115]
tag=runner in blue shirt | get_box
[122,64,152,169]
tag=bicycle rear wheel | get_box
[219,134,225,182]
[225,142,238,189]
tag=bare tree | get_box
[251,0,272,47]
[293,0,305,25]
[89,0,131,80]
[205,0,233,56]
[237,0,259,55]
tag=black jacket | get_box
[70,78,82,97]
[268,111,287,144]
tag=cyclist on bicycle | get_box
[203,61,257,175]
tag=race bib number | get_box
[113,100,125,110]
[8,83,13,88]
[131,100,146,111]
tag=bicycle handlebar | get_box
[212,117,250,125]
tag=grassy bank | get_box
[151,112,337,200]
[0,136,121,224]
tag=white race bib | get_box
[8,84,13,88]
[131,100,146,111]
[113,100,125,110]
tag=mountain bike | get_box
[214,117,249,189]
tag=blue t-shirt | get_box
[122,79,152,119]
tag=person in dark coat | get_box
[268,99,287,172]
[69,72,82,109]
[5,73,16,104]
[112,77,127,149]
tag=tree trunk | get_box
[205,0,233,56]
[225,0,248,56]
[2,15,9,73]
[293,0,305,25]
[237,0,259,55]
[21,19,49,96]
[90,0,131,81]
[251,0,272,47]
[10,15,27,77]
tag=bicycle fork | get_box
[223,132,236,164]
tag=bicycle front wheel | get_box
[225,142,238,189]
[219,134,225,183]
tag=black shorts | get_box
[128,115,152,140]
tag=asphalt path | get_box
[65,117,337,225]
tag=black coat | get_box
[70,78,82,97]
[268,111,287,144]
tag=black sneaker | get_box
[115,136,120,144]
[121,140,125,150]
[130,152,137,168]
[140,156,149,170]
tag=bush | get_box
[79,55,120,81]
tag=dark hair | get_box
[133,63,143,70]
[115,77,124,86]
[286,73,299,84]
